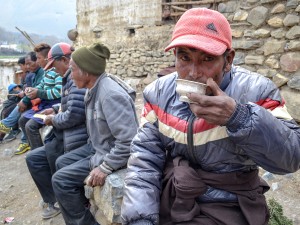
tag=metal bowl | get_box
[175,79,207,103]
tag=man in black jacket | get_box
[26,43,88,219]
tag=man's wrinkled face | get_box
[69,59,86,89]
[175,47,228,86]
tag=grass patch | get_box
[268,198,293,225]
[0,55,20,59]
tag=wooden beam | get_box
[170,12,185,17]
[162,0,227,6]
[171,6,188,12]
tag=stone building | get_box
[74,0,300,121]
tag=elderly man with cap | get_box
[121,8,300,225]
[51,42,139,225]
[26,42,88,219]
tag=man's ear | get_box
[224,49,235,72]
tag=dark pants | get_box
[19,114,43,149]
[52,143,98,225]
[26,145,59,204]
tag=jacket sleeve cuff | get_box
[52,103,61,114]
[129,220,154,225]
[37,89,47,99]
[225,103,250,132]
[98,162,114,174]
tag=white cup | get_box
[175,79,207,103]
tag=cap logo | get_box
[206,23,218,33]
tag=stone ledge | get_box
[85,169,126,225]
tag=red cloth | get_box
[30,98,41,111]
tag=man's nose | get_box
[189,64,202,79]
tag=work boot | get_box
[42,203,61,219]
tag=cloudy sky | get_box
[0,0,76,39]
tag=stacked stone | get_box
[95,0,300,121]
[106,45,175,90]
[216,0,300,121]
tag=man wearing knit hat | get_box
[121,8,300,225]
[52,43,139,225]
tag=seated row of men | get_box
[1,42,138,224]
[1,8,300,225]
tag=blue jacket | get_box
[51,70,88,152]
[121,65,300,225]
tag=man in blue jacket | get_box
[121,8,300,225]
[26,43,88,219]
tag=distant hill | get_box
[0,26,71,55]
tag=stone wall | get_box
[0,59,19,103]
[75,0,300,121]
[75,2,300,222]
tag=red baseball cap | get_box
[165,8,232,55]
[44,43,74,70]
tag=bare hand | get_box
[187,78,236,125]
[17,91,25,98]
[85,168,108,187]
[40,108,55,115]
[17,101,27,112]
[44,115,54,126]
[25,88,38,99]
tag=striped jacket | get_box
[36,68,62,100]
[121,65,300,225]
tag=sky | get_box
[0,0,77,39]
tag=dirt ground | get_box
[0,92,299,225]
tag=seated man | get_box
[17,43,62,154]
[26,43,88,219]
[52,43,139,225]
[0,51,44,151]
[0,84,22,142]
[0,56,35,143]
[121,8,300,225]
[17,56,34,89]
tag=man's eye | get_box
[204,56,214,61]
[180,55,190,61]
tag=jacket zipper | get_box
[187,114,197,164]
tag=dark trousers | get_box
[18,114,43,149]
[52,143,98,225]
[26,145,59,204]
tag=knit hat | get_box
[44,43,74,70]
[165,8,232,55]
[71,43,110,75]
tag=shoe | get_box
[39,199,47,209]
[14,143,31,155]
[0,122,11,134]
[3,131,17,143]
[42,203,61,219]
